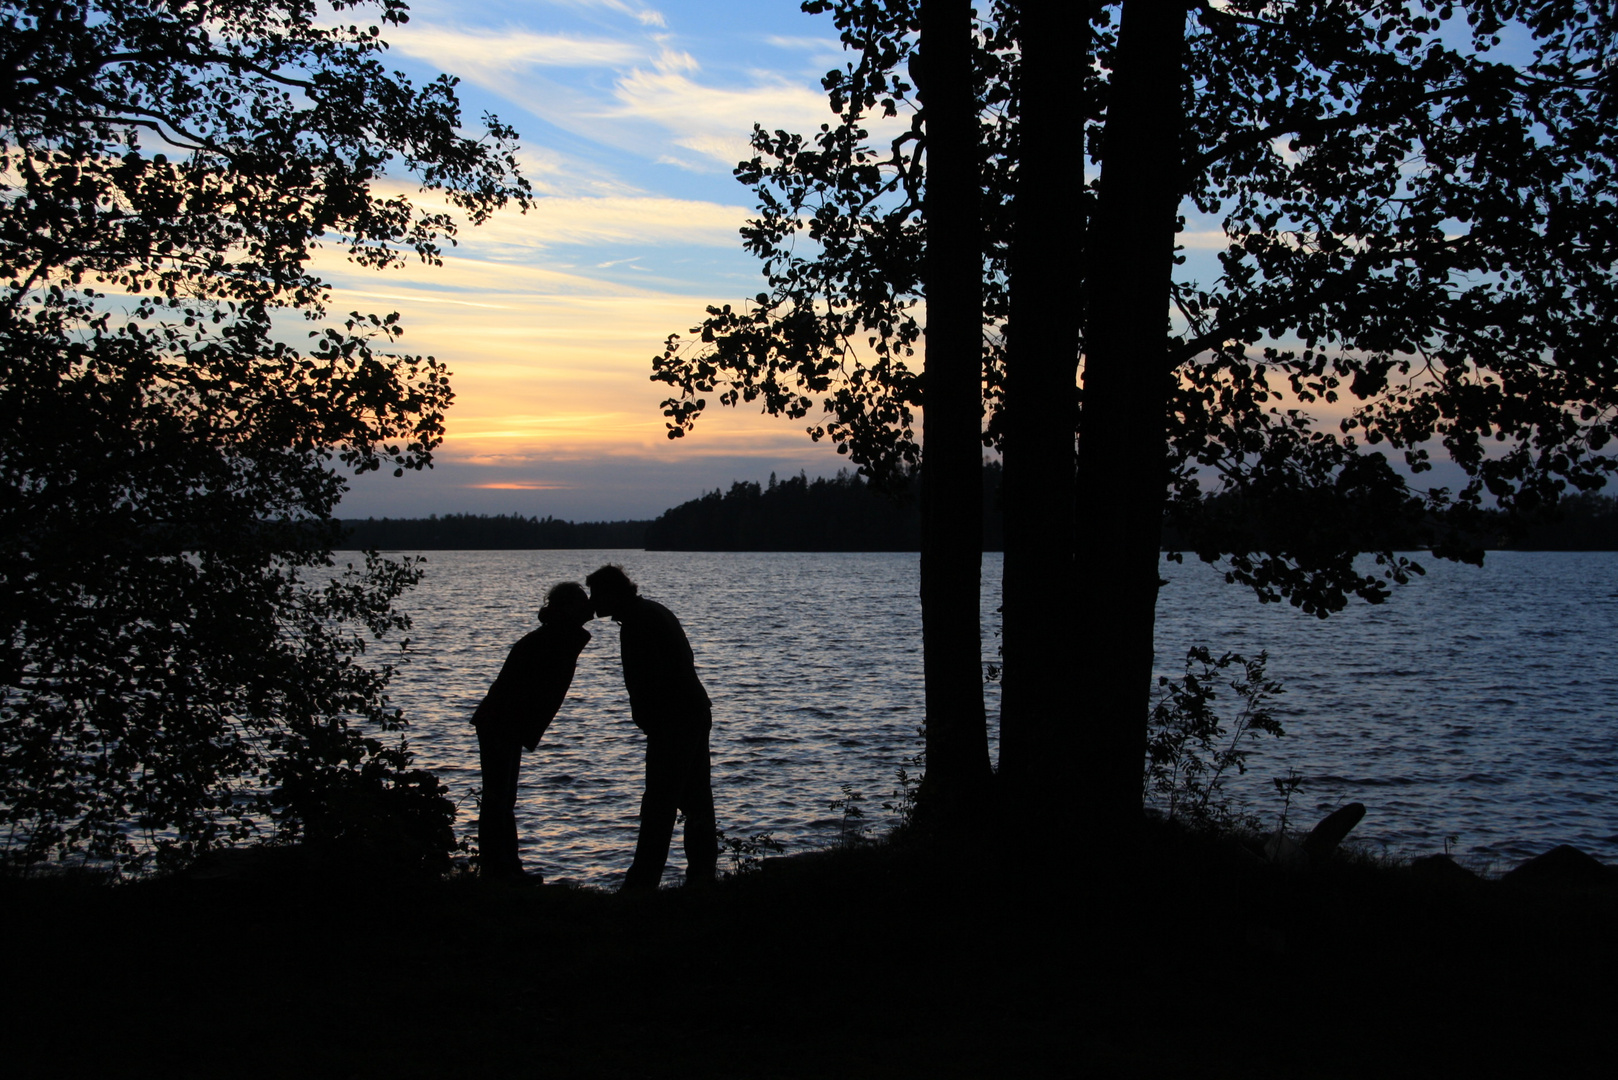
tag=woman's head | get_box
[538,581,593,626]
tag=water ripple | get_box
[370,548,1616,886]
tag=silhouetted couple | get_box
[470,565,717,892]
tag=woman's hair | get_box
[538,581,591,624]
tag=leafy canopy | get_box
[655,0,1618,614]
[0,0,530,873]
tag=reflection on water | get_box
[373,549,1617,887]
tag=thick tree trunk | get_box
[1074,0,1188,837]
[998,2,1085,831]
[917,0,991,826]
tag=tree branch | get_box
[1188,81,1471,176]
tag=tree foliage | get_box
[1165,0,1618,610]
[0,0,530,873]
[655,0,1618,827]
[657,0,1618,611]
[654,0,947,482]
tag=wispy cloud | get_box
[518,195,749,248]
[599,50,838,169]
[387,26,643,71]
[356,179,750,254]
[1180,230,1233,250]
[765,34,842,52]
[311,234,776,463]
[763,33,848,67]
[340,291,513,310]
[321,0,866,519]
[382,14,849,174]
[405,0,666,32]
[547,0,667,27]
[511,147,643,200]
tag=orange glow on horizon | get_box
[466,482,577,490]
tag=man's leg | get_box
[477,729,523,879]
[679,729,718,884]
[623,735,678,891]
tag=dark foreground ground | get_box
[5,825,1616,1078]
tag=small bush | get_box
[1144,647,1285,832]
[715,827,784,878]
[271,732,456,879]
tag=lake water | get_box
[367,549,1618,887]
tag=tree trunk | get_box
[1074,0,1188,837]
[917,0,992,827]
[998,1,1085,832]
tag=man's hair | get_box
[585,564,637,599]
[538,581,591,624]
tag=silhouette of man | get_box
[586,564,717,891]
[471,581,594,882]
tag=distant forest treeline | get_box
[1492,492,1618,550]
[338,465,1003,552]
[340,477,1618,552]
[645,465,1004,551]
[1160,489,1618,553]
[339,514,651,550]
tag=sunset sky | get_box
[328,0,885,521]
[327,1,1302,523]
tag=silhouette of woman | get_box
[471,581,594,882]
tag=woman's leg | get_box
[477,729,524,878]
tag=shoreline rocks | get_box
[1501,844,1617,889]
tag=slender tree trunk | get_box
[1074,0,1188,837]
[917,0,991,826]
[998,1,1085,832]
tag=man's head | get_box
[585,564,637,619]
[538,581,593,627]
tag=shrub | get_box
[1144,647,1286,832]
